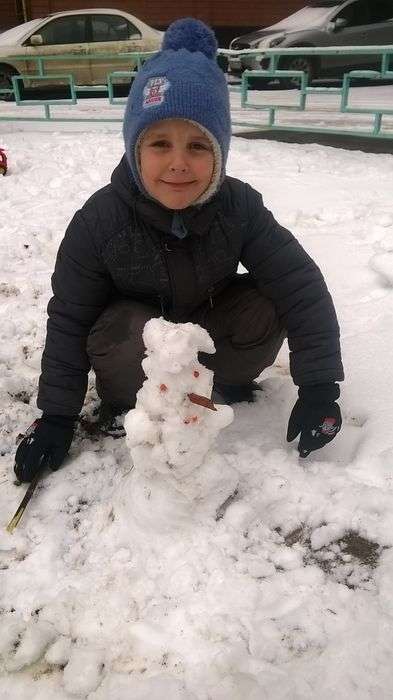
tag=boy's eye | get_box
[189,142,210,151]
[150,140,170,148]
[146,140,211,151]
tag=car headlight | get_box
[255,34,286,49]
[269,35,286,48]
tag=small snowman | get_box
[120,318,239,532]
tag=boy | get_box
[14,18,344,483]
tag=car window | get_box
[368,0,393,22]
[36,16,86,45]
[90,15,141,42]
[335,0,370,26]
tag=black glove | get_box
[14,414,77,483]
[287,383,342,458]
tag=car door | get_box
[22,15,90,88]
[322,0,375,71]
[362,0,393,67]
[87,14,144,86]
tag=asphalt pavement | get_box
[235,129,393,154]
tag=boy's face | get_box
[139,119,215,210]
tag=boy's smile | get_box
[139,119,215,209]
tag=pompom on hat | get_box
[123,18,231,202]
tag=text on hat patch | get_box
[143,77,171,108]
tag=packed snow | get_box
[0,119,393,699]
[122,318,236,529]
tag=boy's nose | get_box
[169,164,188,172]
[168,149,189,172]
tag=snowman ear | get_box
[192,325,215,355]
[142,318,160,352]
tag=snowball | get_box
[310,523,345,551]
[63,647,104,696]
[45,635,72,666]
[223,502,257,530]
[124,407,159,447]
[142,318,215,374]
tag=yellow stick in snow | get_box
[6,472,41,534]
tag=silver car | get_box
[229,0,393,86]
[0,8,163,99]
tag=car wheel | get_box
[0,65,18,101]
[280,56,315,89]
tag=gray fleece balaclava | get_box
[122,17,231,205]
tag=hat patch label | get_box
[143,77,170,108]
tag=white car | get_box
[0,8,163,98]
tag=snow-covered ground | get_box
[0,108,393,698]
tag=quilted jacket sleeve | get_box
[240,184,344,386]
[37,210,114,415]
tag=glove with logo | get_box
[14,414,77,483]
[287,383,342,458]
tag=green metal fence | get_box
[1,46,392,138]
[0,51,152,123]
[225,44,393,139]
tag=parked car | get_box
[0,8,163,99]
[228,0,393,87]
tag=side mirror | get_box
[30,34,43,46]
[332,17,348,31]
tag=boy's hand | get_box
[14,415,77,483]
[287,383,342,458]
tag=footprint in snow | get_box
[0,610,103,694]
[0,614,56,671]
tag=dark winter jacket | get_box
[38,155,344,415]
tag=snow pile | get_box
[119,318,236,531]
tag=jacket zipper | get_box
[160,239,175,317]
[158,295,166,316]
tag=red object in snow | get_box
[0,148,7,176]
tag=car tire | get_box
[280,56,316,89]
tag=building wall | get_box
[0,0,20,30]
[25,0,306,28]
[1,1,307,44]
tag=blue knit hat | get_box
[123,18,231,200]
